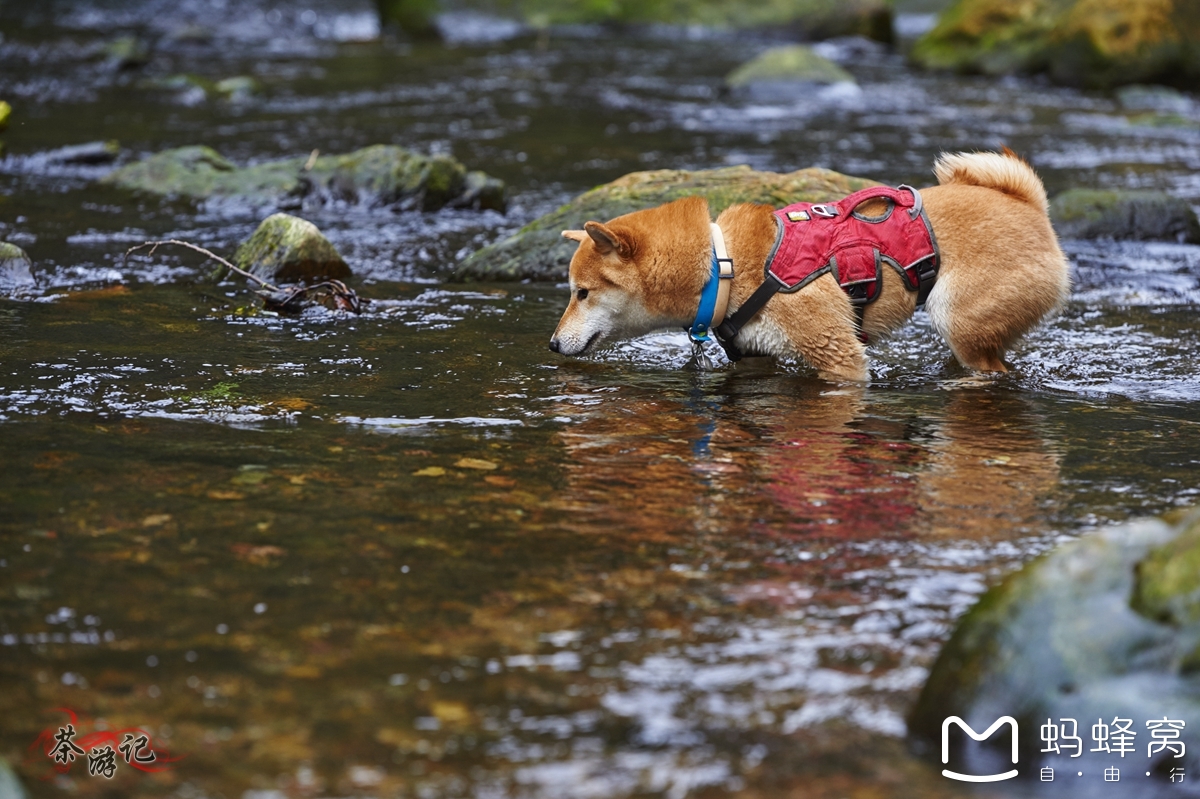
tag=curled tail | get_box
[932,148,1049,213]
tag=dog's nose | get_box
[548,338,560,353]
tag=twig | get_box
[124,239,281,292]
[123,238,366,315]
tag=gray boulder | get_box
[455,165,876,282]
[909,510,1200,789]
[726,45,856,100]
[232,214,351,284]
[1050,189,1200,243]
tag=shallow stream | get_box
[2,2,1200,797]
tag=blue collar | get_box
[688,249,723,342]
[688,224,734,343]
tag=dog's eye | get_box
[576,288,589,301]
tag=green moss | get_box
[912,0,1200,87]
[103,145,502,212]
[454,165,877,281]
[1132,515,1200,626]
[0,100,10,133]
[233,213,351,284]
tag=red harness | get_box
[714,185,940,358]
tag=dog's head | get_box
[549,197,710,356]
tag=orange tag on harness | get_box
[786,210,811,222]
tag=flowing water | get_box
[2,2,1200,797]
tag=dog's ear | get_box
[561,229,588,243]
[584,221,631,258]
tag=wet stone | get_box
[0,242,35,292]
[1050,189,1200,243]
[455,165,877,282]
[726,45,856,100]
[233,213,351,284]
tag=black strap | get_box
[713,275,786,362]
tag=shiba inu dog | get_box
[549,150,1070,381]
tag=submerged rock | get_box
[143,74,260,105]
[727,45,856,99]
[233,214,351,284]
[102,144,506,213]
[1050,189,1200,243]
[911,0,1200,89]
[909,509,1200,780]
[454,165,876,281]
[0,242,35,292]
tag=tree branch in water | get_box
[123,239,366,314]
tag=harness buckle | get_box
[810,204,839,218]
[914,259,938,307]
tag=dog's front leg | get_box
[767,279,869,382]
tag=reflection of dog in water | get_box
[550,150,1070,381]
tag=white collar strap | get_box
[710,222,734,329]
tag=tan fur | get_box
[550,151,1070,381]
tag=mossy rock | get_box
[0,242,35,292]
[911,0,1200,89]
[102,144,504,213]
[0,101,10,133]
[1050,188,1200,242]
[453,165,877,281]
[232,214,351,284]
[908,509,1200,775]
[727,45,856,98]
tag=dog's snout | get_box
[548,337,561,353]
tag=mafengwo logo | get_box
[942,716,1020,782]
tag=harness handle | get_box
[839,184,923,222]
